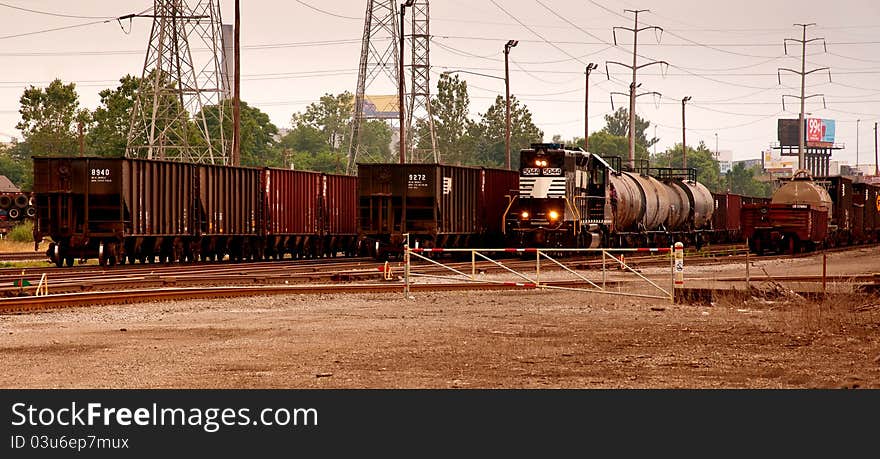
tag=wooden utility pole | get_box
[584,63,597,151]
[232,0,241,166]
[681,96,691,168]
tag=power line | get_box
[0,2,118,19]
[292,0,360,20]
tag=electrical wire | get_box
[0,2,117,19]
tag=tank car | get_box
[742,171,833,254]
[607,166,714,247]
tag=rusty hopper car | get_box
[323,173,358,256]
[357,163,518,258]
[196,163,262,262]
[33,157,196,267]
[261,168,322,259]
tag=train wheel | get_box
[98,242,108,268]
[50,242,63,268]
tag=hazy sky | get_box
[1,0,879,165]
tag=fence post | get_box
[471,250,476,280]
[602,250,606,289]
[404,233,410,299]
[673,242,684,304]
[745,237,751,290]
[536,249,541,286]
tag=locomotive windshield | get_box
[520,150,564,177]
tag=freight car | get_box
[741,171,880,254]
[32,157,358,267]
[504,144,716,249]
[356,163,519,259]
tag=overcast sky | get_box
[1,0,878,165]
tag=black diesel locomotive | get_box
[504,143,717,249]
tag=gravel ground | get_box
[1,248,879,388]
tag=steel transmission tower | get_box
[605,9,666,170]
[778,23,831,172]
[405,0,438,164]
[127,0,228,165]
[347,0,401,174]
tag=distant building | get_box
[716,150,733,174]
[0,175,19,193]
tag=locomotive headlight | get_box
[520,211,530,220]
[548,210,560,221]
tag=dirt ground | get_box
[1,249,879,389]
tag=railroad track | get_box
[0,251,48,262]
[3,243,876,315]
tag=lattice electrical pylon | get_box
[126,0,228,165]
[406,0,438,164]
[347,0,401,174]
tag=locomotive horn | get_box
[0,195,11,209]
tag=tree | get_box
[470,95,543,167]
[0,142,32,190]
[586,131,649,164]
[653,141,724,192]
[16,79,84,156]
[294,92,354,152]
[602,107,658,150]
[284,92,393,173]
[726,162,773,197]
[200,100,280,167]
[418,73,472,164]
[87,75,143,157]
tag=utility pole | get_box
[779,23,830,172]
[398,0,415,164]
[504,39,518,170]
[78,121,85,157]
[584,63,597,151]
[681,96,691,168]
[232,0,240,166]
[856,119,860,168]
[875,122,878,176]
[606,9,667,169]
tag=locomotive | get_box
[504,143,716,249]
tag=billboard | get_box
[363,95,399,119]
[777,118,836,147]
[777,119,800,146]
[806,118,835,146]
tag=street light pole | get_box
[504,40,518,170]
[398,0,415,164]
[856,119,860,168]
[681,96,691,169]
[584,63,597,151]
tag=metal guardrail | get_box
[403,236,684,303]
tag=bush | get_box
[7,220,33,243]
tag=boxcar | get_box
[357,163,518,258]
[818,176,854,243]
[710,192,743,242]
[33,157,196,266]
